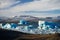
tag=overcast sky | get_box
[0,0,60,17]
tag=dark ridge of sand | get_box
[0,29,60,40]
[0,29,28,40]
[15,33,60,40]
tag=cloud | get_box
[0,0,60,17]
[22,9,60,14]
[0,0,21,9]
[0,0,60,10]
[0,0,34,9]
[14,0,60,11]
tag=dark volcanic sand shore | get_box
[0,29,60,40]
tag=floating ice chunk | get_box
[0,23,2,28]
[38,20,45,26]
[29,30,35,34]
[24,26,28,30]
[3,23,11,29]
[18,20,24,24]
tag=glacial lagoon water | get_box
[0,21,60,34]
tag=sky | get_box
[0,0,60,17]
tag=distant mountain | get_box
[0,15,60,23]
[19,15,39,21]
[0,16,9,22]
[12,15,39,22]
[0,15,39,23]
